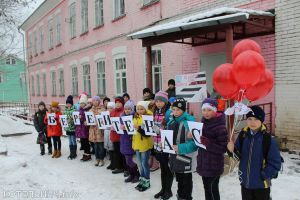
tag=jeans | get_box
[52,136,61,151]
[202,176,220,200]
[94,142,105,160]
[68,135,77,146]
[136,150,151,179]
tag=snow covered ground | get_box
[0,116,299,200]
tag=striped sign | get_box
[175,72,207,103]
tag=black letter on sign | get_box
[87,114,95,124]
[97,117,102,128]
[112,121,120,132]
[144,120,155,134]
[164,136,173,151]
[61,117,67,126]
[124,120,134,132]
[103,114,111,126]
[49,115,56,124]
[191,128,201,146]
[73,114,79,124]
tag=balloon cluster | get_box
[212,39,274,102]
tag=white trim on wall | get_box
[69,60,78,66]
[112,46,127,56]
[57,64,63,69]
[94,51,106,61]
[68,0,76,6]
[80,57,90,65]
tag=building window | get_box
[51,71,56,96]
[97,60,106,96]
[71,65,78,96]
[36,74,40,96]
[152,49,162,93]
[113,0,125,19]
[81,0,88,34]
[82,64,91,95]
[34,31,38,55]
[43,72,47,96]
[0,72,3,83]
[143,0,158,6]
[95,0,104,27]
[31,75,35,96]
[39,26,44,52]
[69,3,76,38]
[58,69,65,96]
[56,14,62,45]
[28,34,33,57]
[5,58,16,65]
[114,57,127,95]
[48,19,54,49]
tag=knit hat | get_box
[92,96,101,104]
[66,95,74,105]
[143,88,152,95]
[107,102,115,109]
[38,101,46,107]
[124,100,135,111]
[168,79,175,86]
[246,105,265,123]
[115,96,125,105]
[79,94,88,104]
[155,90,169,104]
[79,92,88,99]
[123,93,130,99]
[172,98,186,112]
[202,98,218,113]
[137,101,150,110]
[168,97,176,104]
[51,101,59,108]
[103,97,110,104]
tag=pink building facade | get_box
[21,0,300,148]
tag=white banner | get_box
[85,112,96,126]
[142,115,157,136]
[111,117,123,134]
[59,115,68,128]
[187,121,206,149]
[72,112,80,125]
[48,113,57,126]
[161,130,175,154]
[121,115,136,135]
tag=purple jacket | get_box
[120,112,135,155]
[75,107,89,139]
[197,113,228,177]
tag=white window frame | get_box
[50,70,56,96]
[96,59,106,96]
[36,73,40,96]
[114,56,127,96]
[0,72,4,83]
[39,26,44,52]
[82,63,91,95]
[95,0,104,27]
[48,18,54,49]
[58,68,65,96]
[81,0,88,34]
[69,2,76,38]
[56,14,62,45]
[71,65,78,96]
[113,0,125,19]
[143,0,157,6]
[42,72,47,96]
[31,75,35,96]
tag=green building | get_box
[0,55,28,102]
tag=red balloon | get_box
[232,50,266,89]
[232,39,261,61]
[245,69,274,101]
[212,63,240,99]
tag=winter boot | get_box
[95,160,100,166]
[154,190,164,199]
[139,179,150,192]
[124,166,133,183]
[81,154,92,162]
[99,160,105,167]
[55,150,61,158]
[48,147,52,155]
[135,177,144,190]
[40,145,45,156]
[112,169,124,174]
[68,146,72,160]
[73,145,77,159]
[52,150,57,158]
[124,170,130,177]
[162,173,174,200]
[131,165,140,183]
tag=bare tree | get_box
[0,0,36,57]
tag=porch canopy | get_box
[127,7,274,90]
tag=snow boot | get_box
[67,145,72,160]
[55,150,61,158]
[72,145,77,159]
[139,179,150,192]
[81,154,92,162]
[52,150,57,158]
[99,160,105,167]
[40,145,45,156]
[135,177,144,190]
[131,165,140,183]
[95,160,100,166]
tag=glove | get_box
[200,136,210,147]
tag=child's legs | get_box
[202,176,220,200]
[140,150,151,179]
[99,142,105,160]
[112,142,123,169]
[40,144,45,153]
[57,136,61,150]
[94,142,105,160]
[81,138,90,154]
[46,135,52,151]
[124,154,136,168]
[241,186,270,200]
[68,135,73,146]
[71,135,77,146]
[175,173,193,200]
[52,137,58,150]
[135,151,144,178]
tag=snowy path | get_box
[0,117,300,200]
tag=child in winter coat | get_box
[168,98,197,200]
[75,94,91,162]
[177,98,228,200]
[133,101,154,192]
[63,95,77,160]
[89,96,106,167]
[120,100,139,183]
[152,91,173,200]
[44,101,63,158]
[105,102,115,170]
[34,101,52,155]
[110,97,126,174]
[227,106,281,200]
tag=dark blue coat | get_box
[235,126,281,189]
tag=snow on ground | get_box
[0,116,300,200]
[0,115,32,136]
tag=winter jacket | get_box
[33,109,47,133]
[75,107,89,139]
[110,107,124,142]
[167,112,197,173]
[120,112,135,155]
[178,113,228,177]
[44,111,63,137]
[165,88,176,98]
[63,106,76,133]
[132,111,154,152]
[89,105,105,142]
[234,125,281,189]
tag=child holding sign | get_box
[44,101,63,158]
[63,95,77,160]
[167,98,196,200]
[176,98,228,200]
[152,91,174,200]
[105,102,115,170]
[120,100,139,183]
[75,94,91,162]
[132,101,153,192]
[89,96,106,167]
